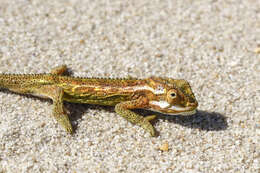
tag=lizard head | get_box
[146,77,198,115]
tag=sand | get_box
[0,0,259,172]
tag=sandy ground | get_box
[0,0,259,172]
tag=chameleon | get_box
[0,65,198,136]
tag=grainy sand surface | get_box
[0,0,259,172]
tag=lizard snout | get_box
[186,101,198,108]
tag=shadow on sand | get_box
[67,102,228,134]
[156,110,228,131]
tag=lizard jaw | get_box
[148,100,197,115]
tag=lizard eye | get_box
[166,89,178,103]
[166,89,178,104]
[168,90,177,98]
[170,92,176,97]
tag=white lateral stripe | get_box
[130,86,165,94]
[155,86,165,94]
[149,101,170,109]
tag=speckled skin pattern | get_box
[0,65,198,136]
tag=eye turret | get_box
[166,89,178,103]
[169,91,176,98]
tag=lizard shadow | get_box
[135,109,228,135]
[66,102,228,135]
[64,103,114,132]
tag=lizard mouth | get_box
[148,101,197,115]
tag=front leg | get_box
[115,97,156,136]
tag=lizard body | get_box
[0,65,198,136]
